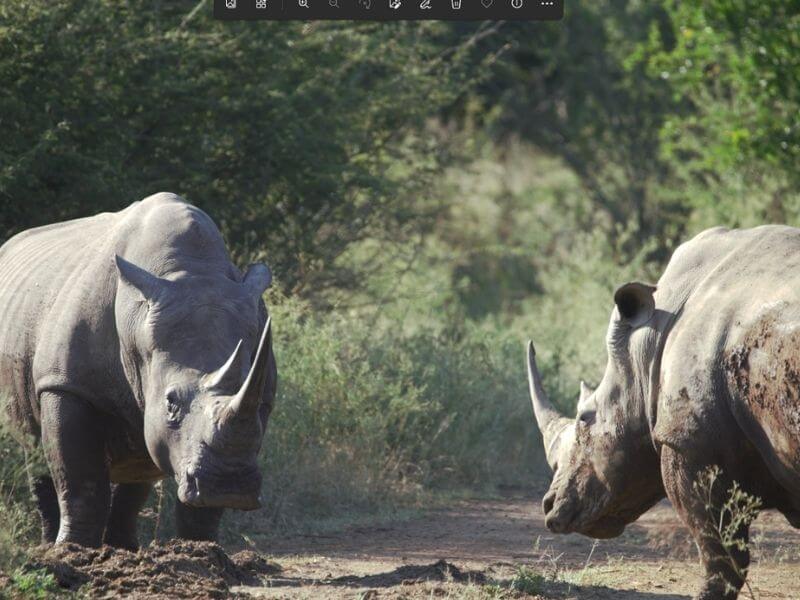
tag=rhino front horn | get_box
[526,341,570,471]
[206,340,249,394]
[227,316,272,419]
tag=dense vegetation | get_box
[1,0,798,563]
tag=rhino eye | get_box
[577,410,595,427]
[166,390,183,427]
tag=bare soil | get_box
[19,493,800,598]
[241,492,800,599]
[24,540,280,599]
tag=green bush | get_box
[0,426,40,571]
[244,292,544,532]
[510,566,545,595]
[9,568,61,600]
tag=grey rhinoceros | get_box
[0,192,277,548]
[527,225,800,599]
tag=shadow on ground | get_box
[249,559,690,599]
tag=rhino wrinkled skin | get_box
[528,225,800,600]
[0,193,277,549]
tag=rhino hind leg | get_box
[661,447,751,600]
[33,475,59,543]
[175,502,224,541]
[103,482,152,550]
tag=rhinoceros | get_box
[527,225,800,599]
[0,192,277,548]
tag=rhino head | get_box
[528,282,666,538]
[114,255,276,511]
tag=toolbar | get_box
[215,0,563,20]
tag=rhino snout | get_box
[178,464,263,510]
[542,490,555,515]
[542,490,575,534]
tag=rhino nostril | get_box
[542,492,555,515]
[545,514,565,533]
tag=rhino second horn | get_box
[227,316,272,419]
[526,341,570,471]
[206,339,248,394]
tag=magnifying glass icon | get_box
[298,0,308,7]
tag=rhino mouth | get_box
[580,517,626,539]
[543,491,625,539]
[177,463,263,510]
[545,506,625,538]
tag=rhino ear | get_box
[243,263,272,297]
[115,255,167,303]
[613,282,656,328]
[579,380,594,403]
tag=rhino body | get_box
[528,225,800,599]
[0,192,277,548]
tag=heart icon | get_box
[481,0,492,7]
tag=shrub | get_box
[243,293,544,532]
[9,568,61,600]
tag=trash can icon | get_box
[451,0,461,8]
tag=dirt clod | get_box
[24,540,281,599]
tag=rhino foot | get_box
[103,482,153,550]
[175,502,224,541]
[695,577,742,600]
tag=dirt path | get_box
[239,494,800,599]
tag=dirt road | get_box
[239,493,800,599]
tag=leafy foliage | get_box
[9,568,62,600]
[649,1,800,179]
[445,4,685,256]
[510,566,545,595]
[693,466,762,598]
[0,425,39,570]
[250,291,542,529]
[0,1,477,295]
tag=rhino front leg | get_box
[175,502,224,541]
[40,391,111,547]
[104,482,152,549]
[661,447,751,600]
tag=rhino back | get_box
[656,225,800,497]
[0,208,123,435]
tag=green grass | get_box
[9,568,61,599]
[510,566,545,595]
